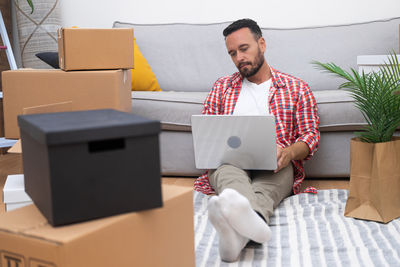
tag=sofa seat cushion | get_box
[315,90,365,131]
[131,90,366,132]
[131,91,206,131]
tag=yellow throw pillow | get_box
[131,38,162,91]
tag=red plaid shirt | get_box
[194,67,320,195]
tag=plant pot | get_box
[344,137,400,223]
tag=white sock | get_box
[218,188,271,244]
[208,196,249,262]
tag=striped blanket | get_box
[194,189,400,266]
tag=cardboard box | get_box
[2,69,132,139]
[0,96,4,138]
[58,28,134,71]
[18,109,162,226]
[3,175,33,212]
[8,101,72,154]
[0,184,195,267]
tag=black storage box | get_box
[18,109,162,226]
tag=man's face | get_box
[225,28,266,78]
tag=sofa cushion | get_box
[131,90,366,132]
[159,131,355,177]
[315,90,365,131]
[131,38,162,91]
[115,18,400,92]
[132,91,205,131]
[35,52,59,68]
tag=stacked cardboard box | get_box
[0,28,196,266]
[2,28,135,139]
[58,28,134,71]
[0,184,195,267]
[3,69,132,138]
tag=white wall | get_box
[9,0,400,68]
[59,0,400,28]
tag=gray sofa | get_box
[114,18,400,178]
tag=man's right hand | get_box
[275,145,292,173]
[275,142,310,173]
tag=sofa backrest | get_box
[114,18,400,92]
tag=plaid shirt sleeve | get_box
[203,79,223,115]
[295,83,320,160]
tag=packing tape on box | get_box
[124,69,127,83]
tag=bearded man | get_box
[194,18,320,262]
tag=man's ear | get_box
[259,37,266,53]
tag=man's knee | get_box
[210,164,248,179]
[208,164,250,189]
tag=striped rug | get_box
[194,189,400,266]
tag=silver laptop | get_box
[191,115,277,170]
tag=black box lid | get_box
[17,109,160,146]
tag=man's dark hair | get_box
[223,19,262,40]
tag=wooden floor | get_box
[162,177,350,191]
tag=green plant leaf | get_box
[26,0,34,14]
[313,55,400,143]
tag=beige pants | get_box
[208,163,294,224]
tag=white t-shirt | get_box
[233,78,272,115]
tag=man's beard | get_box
[238,49,265,78]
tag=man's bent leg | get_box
[251,163,294,223]
[218,188,271,243]
[208,195,249,262]
[208,164,271,244]
[209,164,256,204]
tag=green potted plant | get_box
[313,53,400,223]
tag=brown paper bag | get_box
[344,137,400,223]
